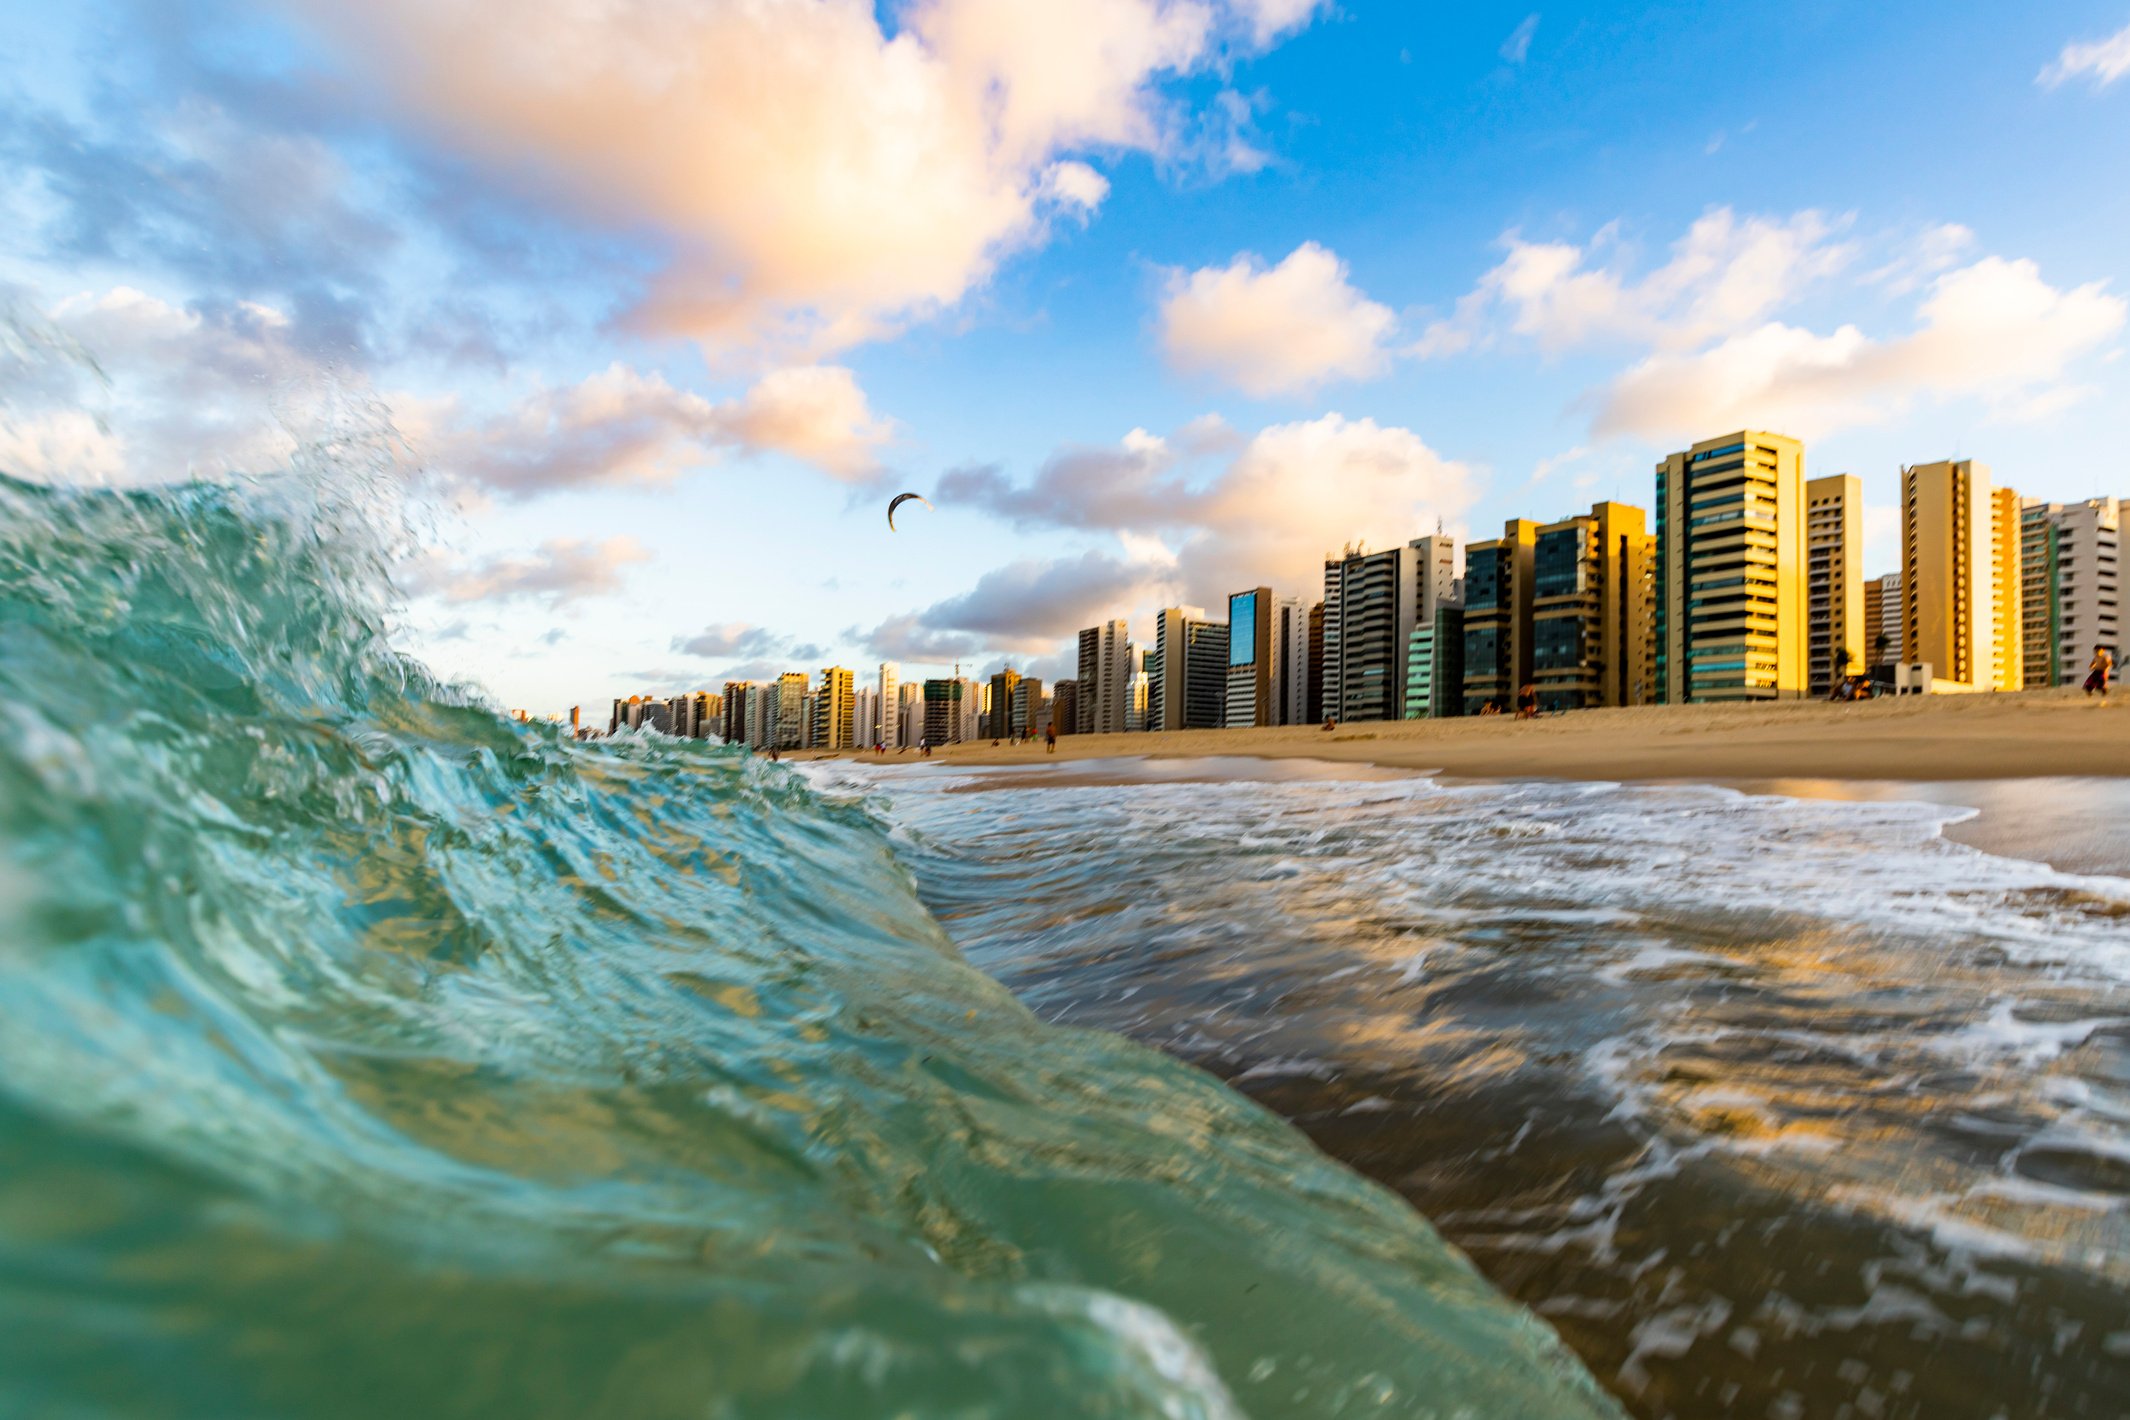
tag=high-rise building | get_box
[1409,531,1464,713]
[897,682,925,747]
[1009,678,1042,736]
[1655,430,1808,703]
[1125,670,1147,731]
[2049,497,2125,683]
[987,667,1021,739]
[1074,619,1133,734]
[745,683,777,750]
[1149,607,1205,731]
[1225,586,1275,729]
[1325,544,1423,722]
[1404,604,1466,719]
[1901,460,2022,691]
[921,679,961,745]
[1319,556,1343,720]
[665,695,694,737]
[853,688,877,748]
[1463,521,1537,715]
[1861,575,1903,669]
[1051,679,1079,736]
[957,677,984,743]
[1076,625,1099,731]
[1143,646,1164,731]
[1184,619,1229,728]
[2019,504,2060,689]
[1306,603,1325,724]
[722,681,755,742]
[1531,502,1654,712]
[776,673,808,749]
[1805,475,1864,694]
[877,664,900,749]
[1991,487,2025,692]
[809,668,854,749]
[1273,595,1309,726]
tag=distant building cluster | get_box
[571,427,2124,741]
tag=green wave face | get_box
[0,470,1621,1419]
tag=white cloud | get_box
[0,286,343,486]
[4,285,891,493]
[2038,20,2130,89]
[1426,209,1853,356]
[0,409,126,483]
[1040,161,1112,212]
[1159,243,1398,396]
[715,365,897,481]
[874,547,1169,654]
[1865,223,1975,296]
[412,361,894,496]
[1500,14,1540,65]
[939,412,1474,598]
[288,0,1322,359]
[1596,256,2126,439]
[872,407,1473,663]
[405,536,652,606]
[1231,0,1325,46]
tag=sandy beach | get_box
[813,686,2130,783]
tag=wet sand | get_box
[1726,776,2130,877]
[813,686,2130,784]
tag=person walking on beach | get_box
[2086,644,2114,697]
[1516,682,1538,719]
[1045,721,1057,754]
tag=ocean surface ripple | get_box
[0,471,1621,1418]
[817,758,2130,1420]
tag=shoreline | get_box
[798,686,2130,783]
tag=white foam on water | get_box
[831,759,2130,1394]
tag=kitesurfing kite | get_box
[887,492,931,531]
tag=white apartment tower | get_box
[1410,533,1462,626]
[2051,497,2124,681]
[876,664,900,748]
[1075,619,1134,734]
[897,683,925,748]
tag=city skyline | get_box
[5,4,2128,714]
[583,423,2122,742]
[578,439,2119,718]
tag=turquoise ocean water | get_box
[0,466,1620,1418]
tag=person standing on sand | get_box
[2085,645,2115,697]
[1045,722,1056,754]
[1516,683,1538,719]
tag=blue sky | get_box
[4,0,2127,712]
